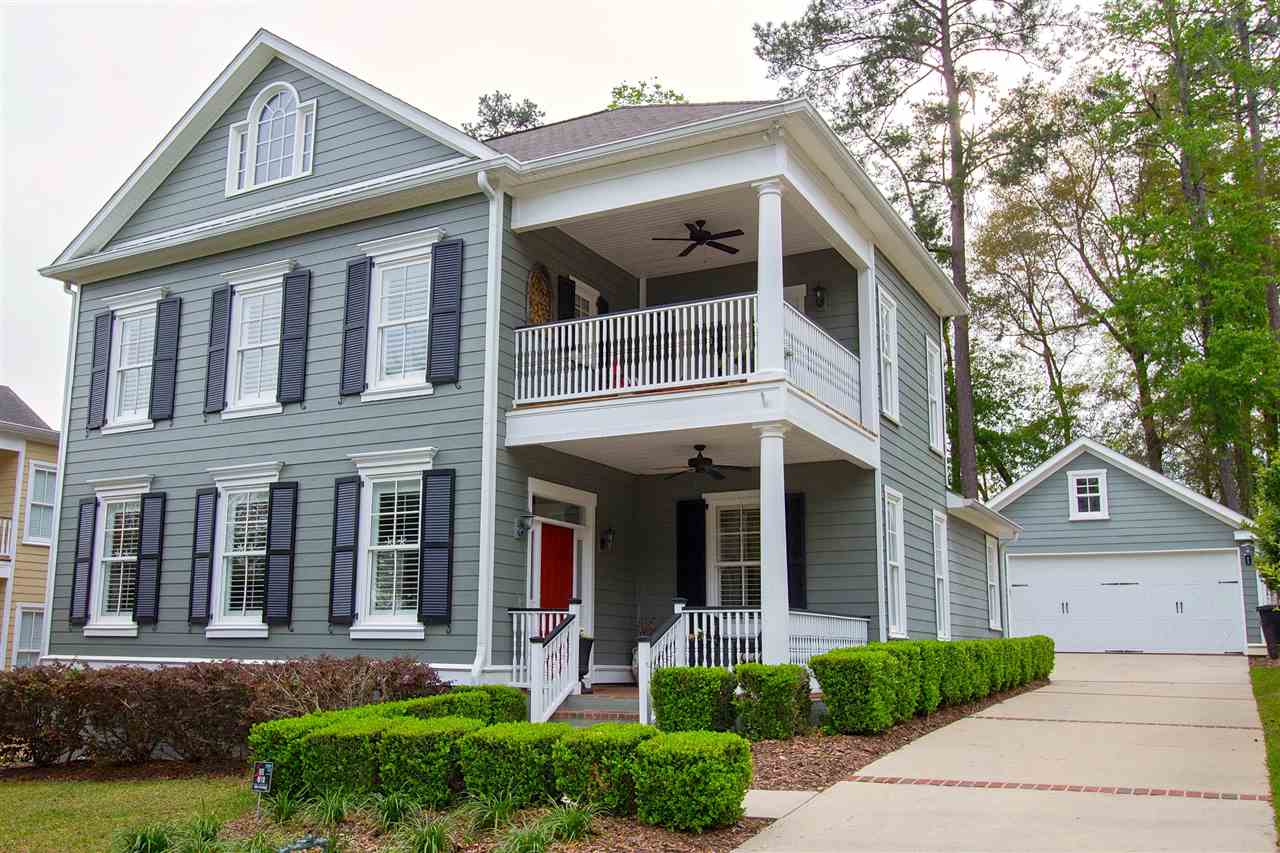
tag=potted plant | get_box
[1252,458,1280,658]
[579,629,594,693]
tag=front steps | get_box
[549,685,640,726]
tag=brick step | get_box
[549,690,641,724]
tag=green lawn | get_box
[0,773,252,853]
[1251,666,1280,836]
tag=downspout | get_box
[40,282,79,662]
[471,170,503,683]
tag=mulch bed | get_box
[0,757,245,784]
[1249,656,1280,668]
[750,679,1050,790]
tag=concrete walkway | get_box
[739,654,1274,852]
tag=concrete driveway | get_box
[739,654,1274,852]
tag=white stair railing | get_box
[788,609,871,666]
[510,608,569,687]
[528,604,579,723]
[783,302,861,422]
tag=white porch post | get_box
[757,421,790,664]
[754,179,786,377]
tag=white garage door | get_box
[1008,550,1245,653]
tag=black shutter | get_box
[596,294,609,315]
[557,276,575,321]
[264,481,299,625]
[418,469,455,624]
[134,492,167,625]
[675,499,707,607]
[69,498,97,625]
[148,298,181,421]
[340,258,372,396]
[328,476,361,626]
[87,312,112,430]
[204,286,232,414]
[188,488,218,625]
[427,239,464,384]
[276,269,311,404]
[786,492,807,609]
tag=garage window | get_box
[1068,469,1109,521]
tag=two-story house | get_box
[38,31,1021,720]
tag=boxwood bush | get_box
[393,691,492,722]
[734,663,812,740]
[552,722,658,814]
[299,715,392,794]
[379,715,484,806]
[246,710,349,794]
[458,721,571,806]
[459,685,528,723]
[633,731,753,832]
[650,667,736,732]
[809,648,903,734]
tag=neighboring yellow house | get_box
[0,386,59,669]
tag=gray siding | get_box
[108,59,467,247]
[50,195,490,665]
[875,251,949,638]
[947,517,1002,639]
[646,249,859,354]
[1000,449,1257,643]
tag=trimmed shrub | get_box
[914,640,945,713]
[552,722,658,814]
[388,691,492,723]
[868,642,923,722]
[810,649,903,734]
[247,710,348,794]
[458,722,571,806]
[633,731,753,832]
[80,666,170,764]
[379,715,485,806]
[0,663,88,766]
[734,663,811,741]
[299,715,392,794]
[650,667,736,732]
[937,641,978,705]
[239,655,448,723]
[461,684,529,723]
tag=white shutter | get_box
[986,536,1002,630]
[927,340,943,452]
[933,510,950,639]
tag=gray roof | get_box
[485,101,781,161]
[0,385,59,444]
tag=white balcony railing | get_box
[0,517,12,559]
[788,609,871,667]
[783,303,861,421]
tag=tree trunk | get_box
[1131,350,1164,474]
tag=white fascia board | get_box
[988,436,1251,530]
[782,148,874,270]
[947,492,1022,540]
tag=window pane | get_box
[372,480,421,546]
[222,490,268,617]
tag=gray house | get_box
[990,437,1257,655]
[37,30,1020,721]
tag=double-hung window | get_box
[572,278,600,319]
[86,493,143,636]
[222,261,293,419]
[109,309,157,429]
[879,289,899,421]
[884,487,907,637]
[704,491,761,608]
[14,606,44,668]
[225,82,317,196]
[926,338,944,453]
[986,535,1002,630]
[933,510,950,639]
[206,462,282,639]
[1068,469,1109,520]
[23,462,57,545]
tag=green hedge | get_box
[299,715,391,794]
[379,715,484,806]
[734,663,812,741]
[812,636,1054,735]
[650,667,736,732]
[552,722,658,814]
[633,731,753,832]
[245,710,348,795]
[458,721,571,806]
[458,685,528,723]
[393,691,492,723]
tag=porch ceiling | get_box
[557,186,829,280]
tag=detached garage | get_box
[989,438,1256,655]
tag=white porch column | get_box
[757,421,790,664]
[754,179,786,377]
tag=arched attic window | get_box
[225,81,317,195]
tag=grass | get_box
[1251,665,1280,836]
[0,773,252,853]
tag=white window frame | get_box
[83,475,152,638]
[1067,469,1109,521]
[878,289,900,423]
[784,284,807,313]
[13,604,45,668]
[571,277,600,319]
[225,81,317,197]
[933,510,951,639]
[986,535,1003,631]
[101,288,167,435]
[205,461,283,639]
[222,260,295,420]
[22,461,57,546]
[704,490,762,609]
[357,228,446,403]
[348,446,439,640]
[926,338,944,455]
[884,487,908,638]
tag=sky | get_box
[0,0,806,426]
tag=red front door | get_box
[539,523,574,610]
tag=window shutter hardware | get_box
[188,487,219,625]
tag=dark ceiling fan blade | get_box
[664,470,691,479]
[652,237,695,241]
[716,464,753,472]
[684,222,701,236]
[678,243,698,257]
[706,241,740,254]
[705,466,727,480]
[708,229,745,240]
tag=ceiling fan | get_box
[663,445,752,480]
[652,220,745,258]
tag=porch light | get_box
[814,285,828,311]
[514,514,535,539]
[600,527,616,552]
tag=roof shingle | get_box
[0,385,58,443]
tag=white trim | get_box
[359,385,435,404]
[349,446,438,477]
[41,283,79,664]
[208,461,283,488]
[350,624,425,641]
[206,470,278,638]
[1236,530,1256,542]
[926,337,944,455]
[104,303,159,430]
[933,509,951,640]
[204,624,269,640]
[362,233,437,398]
[12,604,45,668]
[100,420,154,436]
[83,623,139,638]
[1008,546,1239,558]
[878,289,899,423]
[220,401,284,420]
[570,277,601,318]
[985,534,1002,631]
[87,475,154,495]
[224,274,285,416]
[358,227,447,263]
[22,460,57,546]
[884,486,907,638]
[703,489,763,608]
[525,477,596,640]
[102,287,168,313]
[0,440,25,667]
[85,488,147,637]
[1067,468,1110,521]
[224,258,296,286]
[945,492,1022,540]
[224,81,317,197]
[989,436,1250,529]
